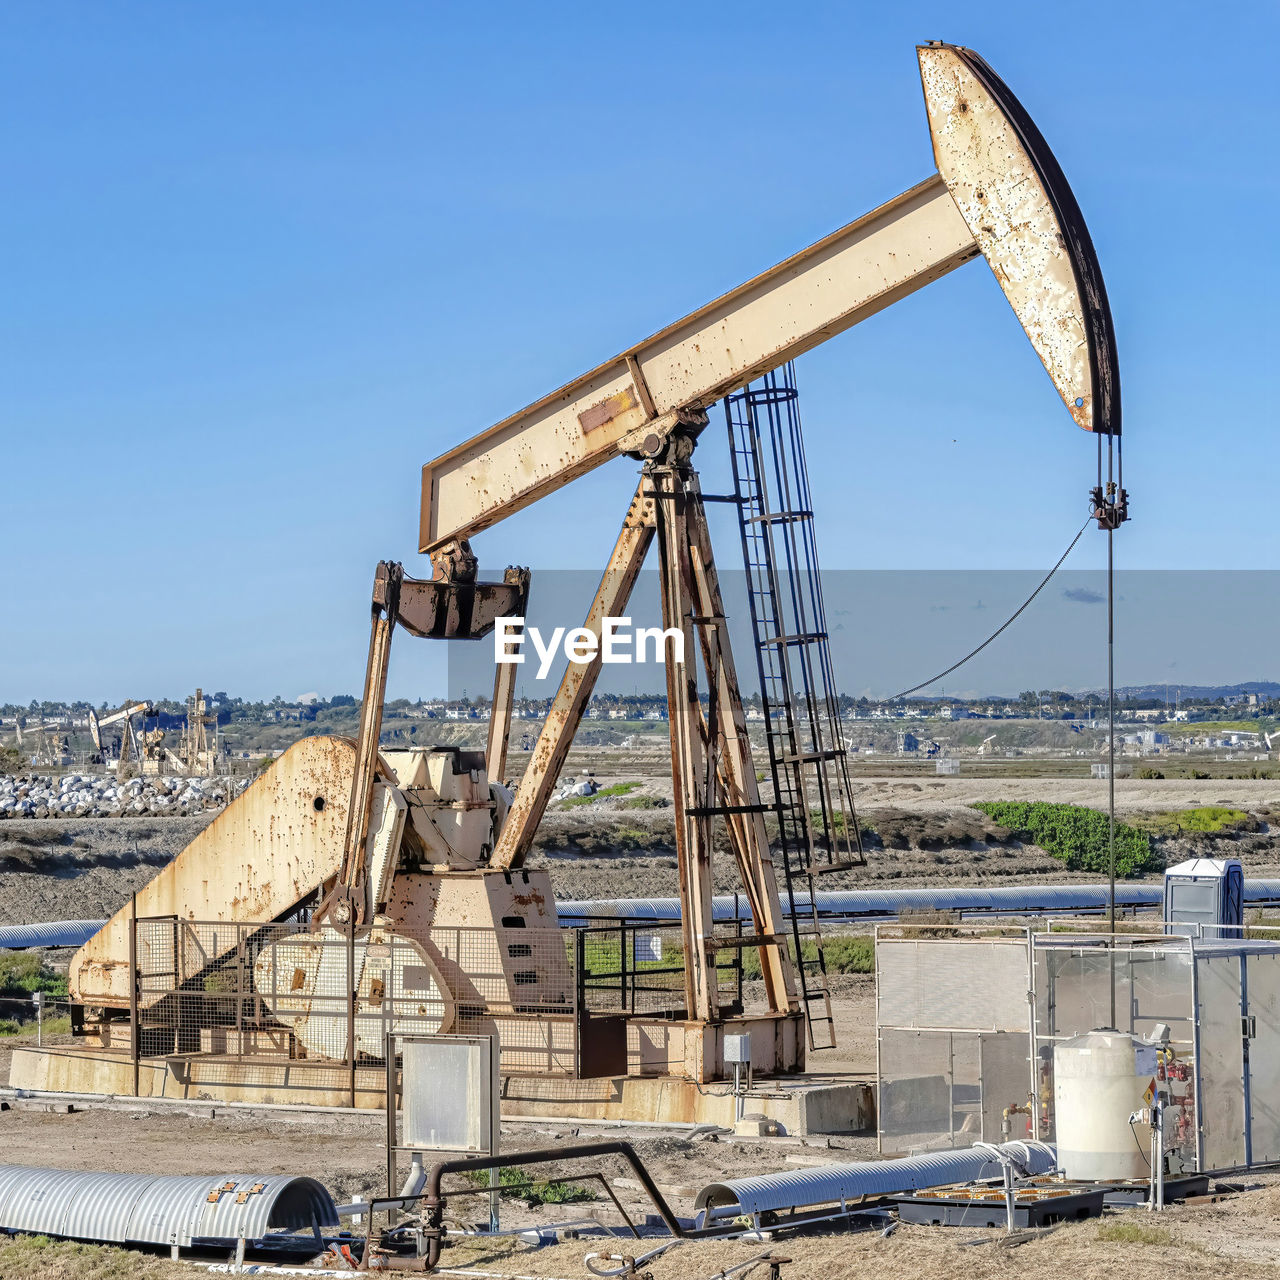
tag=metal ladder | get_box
[722,362,864,1050]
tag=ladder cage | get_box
[723,361,865,1050]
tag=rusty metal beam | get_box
[651,453,718,1022]
[315,563,402,937]
[490,482,656,871]
[486,568,529,785]
[420,178,974,552]
[420,42,1120,554]
[487,655,518,787]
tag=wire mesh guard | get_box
[873,928,1207,1172]
[876,933,1036,1154]
[129,916,754,1078]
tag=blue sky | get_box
[2,2,1276,704]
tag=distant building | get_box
[897,731,919,754]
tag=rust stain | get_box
[577,389,637,434]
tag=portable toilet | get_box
[1163,858,1244,936]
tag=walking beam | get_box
[420,43,1119,556]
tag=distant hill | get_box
[1106,681,1280,700]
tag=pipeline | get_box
[695,1141,1057,1222]
[397,1140,752,1271]
[558,880,1280,925]
[10,878,1280,952]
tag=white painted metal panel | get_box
[920,46,1095,432]
[877,938,1029,1032]
[402,1034,499,1152]
[71,736,358,1008]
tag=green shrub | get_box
[740,934,873,979]
[971,801,1156,876]
[1133,806,1252,836]
[1136,767,1164,780]
[1096,1221,1174,1246]
[0,956,71,1035]
[819,935,875,973]
[0,1233,192,1277]
[619,794,666,810]
[0,954,68,1001]
[809,808,851,834]
[463,1167,597,1206]
[0,1013,71,1038]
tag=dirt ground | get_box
[0,1086,1276,1280]
[2,766,1280,1275]
[2,971,1275,1278]
[4,768,1278,923]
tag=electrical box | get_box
[723,1034,752,1065]
[401,1033,499,1153]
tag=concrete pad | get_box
[12,1045,874,1135]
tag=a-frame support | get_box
[491,481,658,869]
[649,437,795,1021]
[493,433,797,1027]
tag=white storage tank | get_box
[1054,1029,1153,1180]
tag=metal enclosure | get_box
[1034,935,1280,1174]
[400,1034,500,1154]
[876,930,1280,1174]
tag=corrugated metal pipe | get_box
[0,1165,337,1249]
[695,1141,1057,1221]
[0,920,106,950]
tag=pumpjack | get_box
[25,45,1121,1099]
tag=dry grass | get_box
[432,1186,1280,1280]
[4,1195,1280,1280]
[0,1235,191,1279]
